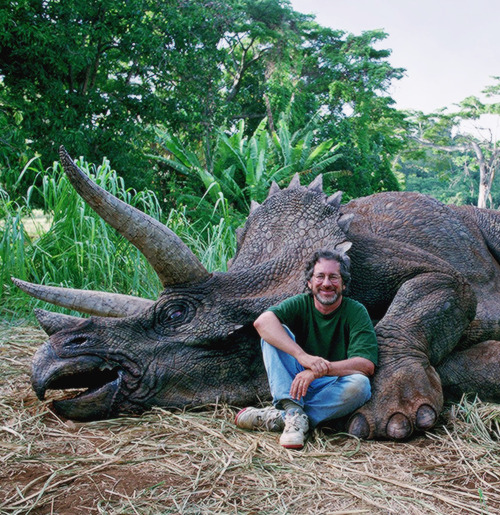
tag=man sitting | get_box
[236,249,378,449]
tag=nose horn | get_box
[34,309,85,336]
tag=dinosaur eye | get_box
[164,304,186,323]
[154,300,194,333]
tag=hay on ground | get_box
[1,325,499,514]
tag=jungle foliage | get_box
[1,0,405,211]
[2,1,500,318]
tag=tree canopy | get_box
[5,1,497,214]
[1,0,406,209]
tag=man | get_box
[235,249,378,449]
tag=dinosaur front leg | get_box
[348,272,476,440]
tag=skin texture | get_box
[18,157,500,440]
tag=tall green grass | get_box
[1,158,236,321]
[1,189,30,302]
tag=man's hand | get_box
[290,369,316,401]
[297,354,329,377]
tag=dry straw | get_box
[1,325,499,514]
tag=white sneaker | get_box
[279,411,309,449]
[235,406,285,432]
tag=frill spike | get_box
[327,191,343,209]
[338,213,354,233]
[267,181,281,198]
[250,200,261,213]
[308,174,323,192]
[287,173,301,190]
[335,241,353,255]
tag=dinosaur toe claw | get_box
[347,413,370,439]
[386,412,412,440]
[415,404,437,430]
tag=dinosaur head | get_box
[14,148,353,421]
[29,289,266,421]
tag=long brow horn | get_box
[59,147,210,287]
[12,278,153,317]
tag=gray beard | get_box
[315,291,340,306]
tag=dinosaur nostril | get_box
[66,336,87,346]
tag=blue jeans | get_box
[261,327,372,428]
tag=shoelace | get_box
[286,413,306,431]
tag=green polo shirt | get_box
[268,294,378,365]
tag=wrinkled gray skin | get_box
[14,148,500,440]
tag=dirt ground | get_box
[1,324,499,514]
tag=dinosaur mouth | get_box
[31,343,123,421]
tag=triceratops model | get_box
[13,147,500,440]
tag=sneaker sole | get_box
[235,407,249,427]
[281,443,304,449]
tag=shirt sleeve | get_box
[346,302,379,366]
[267,294,307,332]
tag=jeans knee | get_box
[342,374,371,405]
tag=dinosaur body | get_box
[14,148,500,439]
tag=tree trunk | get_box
[263,94,275,133]
[411,137,498,209]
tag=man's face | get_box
[307,258,345,311]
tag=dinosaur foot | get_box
[347,362,443,440]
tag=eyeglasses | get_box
[312,274,342,283]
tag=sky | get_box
[289,0,500,114]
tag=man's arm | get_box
[290,357,375,400]
[253,311,329,377]
[327,356,375,377]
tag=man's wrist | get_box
[294,348,308,363]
